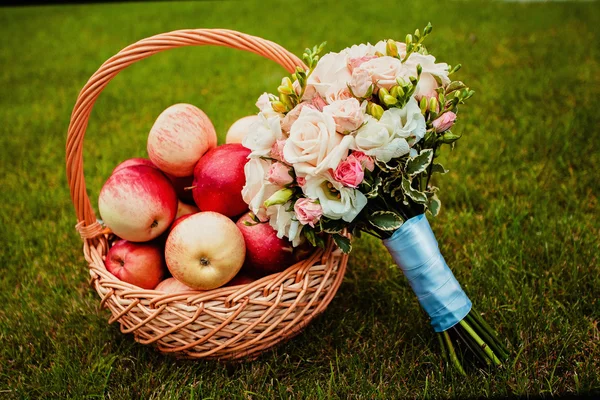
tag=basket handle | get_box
[66,29,307,231]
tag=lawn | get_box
[1,1,599,398]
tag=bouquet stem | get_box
[438,308,509,373]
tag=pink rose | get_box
[332,156,364,188]
[323,98,365,134]
[270,139,286,161]
[294,198,323,228]
[350,151,375,172]
[432,112,457,133]
[348,55,377,71]
[349,67,372,98]
[310,94,327,111]
[268,162,294,186]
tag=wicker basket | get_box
[65,29,348,360]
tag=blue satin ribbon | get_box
[383,214,472,332]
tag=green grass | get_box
[1,1,599,398]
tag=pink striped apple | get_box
[112,157,156,174]
[155,277,196,293]
[105,240,166,289]
[99,165,177,242]
[147,104,217,177]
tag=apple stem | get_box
[184,186,197,191]
[150,220,158,228]
[199,257,210,267]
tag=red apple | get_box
[147,103,217,177]
[192,144,251,217]
[165,212,246,290]
[226,115,259,144]
[105,240,166,289]
[166,173,195,204]
[113,158,156,174]
[226,273,256,287]
[236,212,295,277]
[155,277,196,293]
[98,165,177,242]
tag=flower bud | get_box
[420,97,428,114]
[416,63,423,77]
[367,102,384,120]
[429,97,439,113]
[271,101,287,113]
[263,188,294,208]
[383,94,398,107]
[390,85,403,99]
[378,88,390,104]
[386,39,398,57]
[277,85,294,95]
[405,34,413,45]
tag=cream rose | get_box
[306,52,352,101]
[242,112,284,157]
[322,98,366,134]
[302,173,367,222]
[353,116,410,162]
[354,56,403,90]
[402,53,450,99]
[283,107,354,176]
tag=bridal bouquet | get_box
[242,24,508,372]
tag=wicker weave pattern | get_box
[66,29,348,359]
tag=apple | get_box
[147,103,217,177]
[166,173,195,204]
[192,144,251,217]
[226,273,255,287]
[236,212,295,277]
[176,200,199,220]
[105,240,166,289]
[225,115,259,144]
[155,277,196,293]
[112,158,156,174]
[99,165,177,242]
[169,213,194,234]
[165,212,246,290]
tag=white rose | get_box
[303,173,367,222]
[242,158,279,220]
[354,56,403,90]
[322,98,366,134]
[266,203,303,247]
[353,116,410,162]
[306,52,352,101]
[379,97,427,143]
[283,107,354,176]
[242,112,284,157]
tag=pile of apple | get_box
[99,104,298,293]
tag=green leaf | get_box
[368,211,403,231]
[320,218,345,234]
[332,234,352,254]
[303,228,317,247]
[439,130,462,144]
[405,149,434,176]
[430,163,449,175]
[427,193,441,217]
[402,177,428,204]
